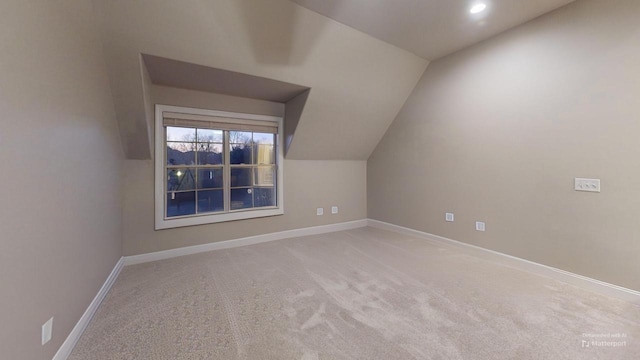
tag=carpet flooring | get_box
[69,227,640,359]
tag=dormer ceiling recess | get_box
[142,54,310,156]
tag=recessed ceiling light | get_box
[470,3,487,14]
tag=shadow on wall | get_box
[225,0,334,65]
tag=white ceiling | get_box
[290,0,575,60]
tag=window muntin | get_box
[165,128,277,218]
[166,127,225,218]
[155,105,283,229]
[229,131,276,212]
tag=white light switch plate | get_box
[445,213,454,222]
[575,178,600,193]
[331,206,338,214]
[316,207,324,216]
[475,221,486,232]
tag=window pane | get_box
[229,131,252,144]
[167,168,196,191]
[254,187,275,207]
[254,166,275,186]
[197,169,223,189]
[167,191,196,217]
[167,127,195,142]
[197,143,223,165]
[167,142,196,165]
[231,167,252,187]
[230,144,252,164]
[253,132,274,145]
[231,188,253,210]
[254,144,274,165]
[198,190,224,213]
[197,129,222,143]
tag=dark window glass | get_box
[167,168,196,191]
[164,125,280,220]
[197,169,223,189]
[230,168,252,187]
[198,190,224,213]
[254,187,275,207]
[167,191,196,217]
[197,143,223,165]
[231,188,253,210]
[167,142,196,165]
[230,144,252,164]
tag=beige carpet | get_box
[69,227,640,359]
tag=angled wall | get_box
[0,0,123,359]
[368,0,640,291]
[92,0,427,160]
[91,0,409,255]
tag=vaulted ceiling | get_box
[92,0,574,161]
[291,0,575,60]
[93,0,426,160]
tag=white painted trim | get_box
[124,219,369,266]
[53,257,125,360]
[154,104,285,230]
[52,220,367,357]
[367,219,640,305]
[49,219,639,360]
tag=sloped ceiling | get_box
[92,0,427,160]
[291,0,575,60]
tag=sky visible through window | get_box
[165,127,276,218]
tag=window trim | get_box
[154,104,284,230]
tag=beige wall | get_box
[92,0,427,160]
[123,86,366,255]
[368,0,640,291]
[0,1,123,359]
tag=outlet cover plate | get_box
[42,317,53,345]
[331,206,338,214]
[575,178,601,192]
[316,207,324,216]
[445,213,454,222]
[475,221,486,232]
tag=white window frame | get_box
[154,104,284,230]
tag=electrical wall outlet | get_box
[316,207,324,216]
[445,213,454,222]
[331,206,338,214]
[475,221,486,232]
[42,317,53,345]
[575,178,601,192]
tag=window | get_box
[155,105,284,230]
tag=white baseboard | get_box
[54,218,637,360]
[53,257,125,360]
[52,220,367,358]
[123,219,369,266]
[367,219,640,305]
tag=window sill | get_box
[155,207,284,230]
